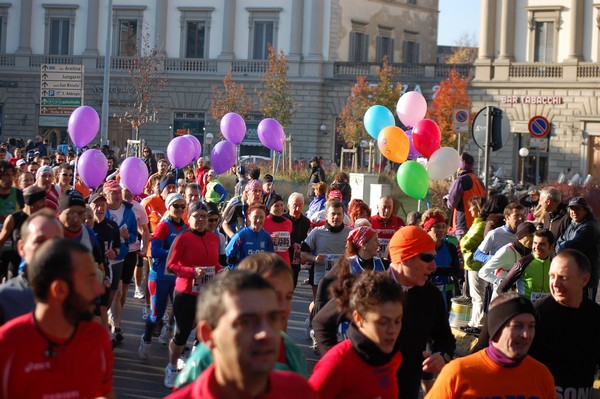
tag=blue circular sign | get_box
[528,116,550,138]
[456,110,468,123]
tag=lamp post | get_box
[519,147,529,185]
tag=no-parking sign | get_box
[528,116,550,138]
[453,108,469,133]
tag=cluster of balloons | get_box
[212,113,285,175]
[167,135,201,169]
[362,92,461,200]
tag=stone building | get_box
[0,0,468,164]
[470,0,600,185]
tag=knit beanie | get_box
[388,226,435,263]
[165,193,184,209]
[487,295,537,339]
[516,221,536,240]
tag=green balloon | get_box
[396,161,429,200]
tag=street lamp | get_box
[519,147,529,185]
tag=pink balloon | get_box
[185,134,202,161]
[167,136,195,169]
[257,118,284,152]
[77,149,107,188]
[120,157,149,195]
[412,119,441,158]
[396,91,427,128]
[210,140,237,175]
[68,106,100,147]
[220,113,246,145]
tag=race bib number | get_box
[192,266,216,293]
[378,238,390,258]
[274,231,291,252]
[325,254,341,271]
[530,291,549,303]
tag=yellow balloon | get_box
[377,126,409,163]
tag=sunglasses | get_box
[207,217,219,223]
[171,204,186,210]
[418,253,436,263]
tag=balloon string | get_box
[73,155,78,188]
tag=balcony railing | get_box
[164,58,217,73]
[30,55,82,67]
[0,54,14,67]
[577,63,600,78]
[231,60,268,75]
[333,62,474,79]
[509,63,563,79]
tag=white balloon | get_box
[427,147,461,180]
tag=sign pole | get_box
[482,106,492,190]
[535,148,540,186]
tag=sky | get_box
[437,0,481,46]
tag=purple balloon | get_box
[405,128,422,160]
[77,149,108,189]
[210,140,237,175]
[220,113,246,145]
[120,157,149,195]
[68,106,100,147]
[184,135,202,161]
[257,118,284,152]
[167,136,195,169]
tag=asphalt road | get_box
[113,270,320,398]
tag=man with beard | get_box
[0,210,63,325]
[0,238,113,398]
[166,270,314,398]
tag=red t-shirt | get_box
[0,313,114,399]
[309,339,403,399]
[369,214,406,258]
[263,216,293,266]
[167,230,221,294]
[166,364,316,399]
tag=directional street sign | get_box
[39,64,84,127]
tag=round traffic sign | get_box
[472,107,511,152]
[528,116,550,138]
[456,110,468,123]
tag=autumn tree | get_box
[427,69,472,147]
[337,56,402,147]
[257,45,298,127]
[120,30,167,141]
[371,56,403,112]
[445,32,478,64]
[209,70,255,123]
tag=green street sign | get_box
[40,97,82,106]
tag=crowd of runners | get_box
[0,138,599,398]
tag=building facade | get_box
[470,0,600,185]
[0,0,469,164]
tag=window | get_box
[247,8,281,60]
[43,5,77,55]
[253,22,273,59]
[350,21,369,62]
[49,19,70,55]
[403,31,419,63]
[112,6,145,56]
[0,5,9,54]
[178,7,213,59]
[533,21,554,62]
[118,20,137,56]
[376,28,394,62]
[526,6,562,63]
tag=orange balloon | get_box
[377,126,409,163]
